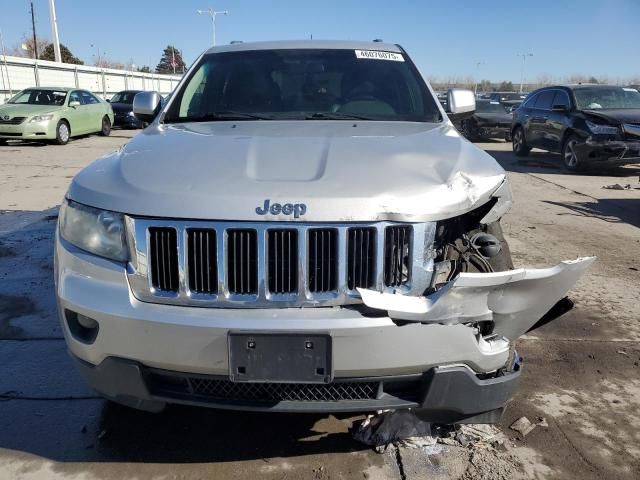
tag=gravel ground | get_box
[0,132,638,479]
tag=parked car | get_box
[0,87,113,145]
[511,84,640,171]
[108,90,146,128]
[55,40,592,421]
[458,100,512,141]
[487,92,527,103]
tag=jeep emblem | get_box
[255,199,306,218]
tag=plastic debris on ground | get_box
[352,410,507,451]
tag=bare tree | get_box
[10,36,49,59]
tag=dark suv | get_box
[511,85,640,171]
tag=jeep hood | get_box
[68,121,507,222]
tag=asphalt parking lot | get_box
[0,131,639,479]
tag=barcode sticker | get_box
[354,50,404,62]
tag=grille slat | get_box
[384,226,412,287]
[149,227,178,292]
[268,229,298,294]
[0,116,26,125]
[187,229,217,294]
[347,227,376,290]
[308,229,338,293]
[228,229,258,295]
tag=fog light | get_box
[65,309,99,344]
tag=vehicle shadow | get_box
[0,209,369,464]
[485,147,640,177]
[542,198,640,230]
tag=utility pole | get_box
[30,2,38,59]
[0,29,12,95]
[171,47,176,74]
[197,8,228,46]
[48,0,62,62]
[518,53,533,93]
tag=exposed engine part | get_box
[429,200,513,292]
[470,232,501,259]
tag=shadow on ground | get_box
[485,147,640,176]
[543,198,640,229]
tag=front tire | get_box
[54,120,70,145]
[99,116,111,136]
[562,134,586,172]
[461,120,479,142]
[512,126,530,156]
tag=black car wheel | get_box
[512,127,530,157]
[562,134,585,172]
[461,120,479,141]
[100,116,112,136]
[54,120,70,145]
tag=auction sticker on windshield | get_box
[355,50,404,61]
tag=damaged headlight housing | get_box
[59,199,128,262]
[585,120,618,136]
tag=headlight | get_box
[586,120,618,135]
[128,111,136,117]
[29,114,54,123]
[59,199,128,261]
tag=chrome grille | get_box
[126,219,435,308]
[384,226,412,287]
[267,229,298,294]
[0,116,26,125]
[227,229,258,295]
[347,227,376,290]
[308,228,338,293]
[149,227,179,292]
[187,229,217,294]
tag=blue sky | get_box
[1,0,638,82]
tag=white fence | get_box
[0,55,182,102]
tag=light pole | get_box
[48,0,62,62]
[473,61,484,95]
[518,53,533,93]
[197,7,228,46]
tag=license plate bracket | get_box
[228,333,332,383]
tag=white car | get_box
[55,40,593,421]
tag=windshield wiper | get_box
[166,111,273,123]
[305,112,373,120]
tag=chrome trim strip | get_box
[126,218,436,308]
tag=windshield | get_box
[8,89,67,106]
[110,91,139,104]
[476,101,508,113]
[164,49,441,123]
[574,87,640,110]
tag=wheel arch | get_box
[58,118,71,136]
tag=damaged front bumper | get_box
[575,137,640,164]
[359,257,596,341]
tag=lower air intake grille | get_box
[384,226,412,287]
[227,229,258,295]
[187,229,217,294]
[188,378,379,402]
[308,228,338,293]
[267,229,298,294]
[347,227,376,290]
[149,227,179,292]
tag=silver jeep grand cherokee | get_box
[55,41,593,421]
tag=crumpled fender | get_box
[358,257,596,341]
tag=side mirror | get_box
[69,100,81,107]
[447,89,476,114]
[133,91,162,122]
[552,104,569,112]
[106,98,110,102]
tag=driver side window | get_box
[69,91,81,105]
